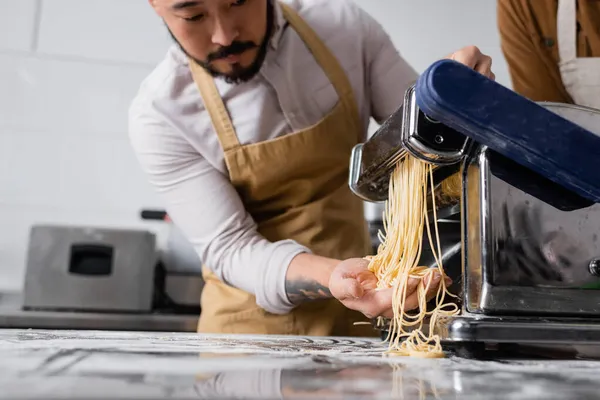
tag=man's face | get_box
[151,0,272,84]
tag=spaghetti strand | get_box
[366,156,460,357]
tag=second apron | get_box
[557,0,600,109]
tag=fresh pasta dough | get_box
[366,155,460,358]
[436,172,462,207]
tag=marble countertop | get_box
[1,329,600,400]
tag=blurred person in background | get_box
[498,0,600,108]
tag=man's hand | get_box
[445,45,495,81]
[328,258,451,319]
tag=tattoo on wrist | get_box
[285,278,332,305]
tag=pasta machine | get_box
[349,59,600,359]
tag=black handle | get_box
[140,209,168,221]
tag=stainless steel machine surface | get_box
[2,329,600,400]
[350,71,600,357]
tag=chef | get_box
[498,0,600,109]
[129,0,494,336]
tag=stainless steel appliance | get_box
[349,59,600,357]
[23,225,157,313]
[2,211,205,332]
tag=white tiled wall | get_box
[36,0,173,64]
[0,1,172,291]
[0,1,39,52]
[0,0,509,291]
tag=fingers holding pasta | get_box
[401,271,443,312]
[329,258,450,319]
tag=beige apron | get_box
[557,0,600,109]
[188,3,375,337]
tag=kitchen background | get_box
[0,0,510,293]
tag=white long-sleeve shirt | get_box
[128,0,418,314]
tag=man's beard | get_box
[167,2,275,85]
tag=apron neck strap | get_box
[278,2,360,127]
[189,61,240,152]
[557,0,578,62]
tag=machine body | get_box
[350,60,600,357]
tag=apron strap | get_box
[279,2,362,133]
[557,0,577,62]
[189,61,241,153]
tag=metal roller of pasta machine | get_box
[350,59,600,359]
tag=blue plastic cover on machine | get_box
[414,59,600,204]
